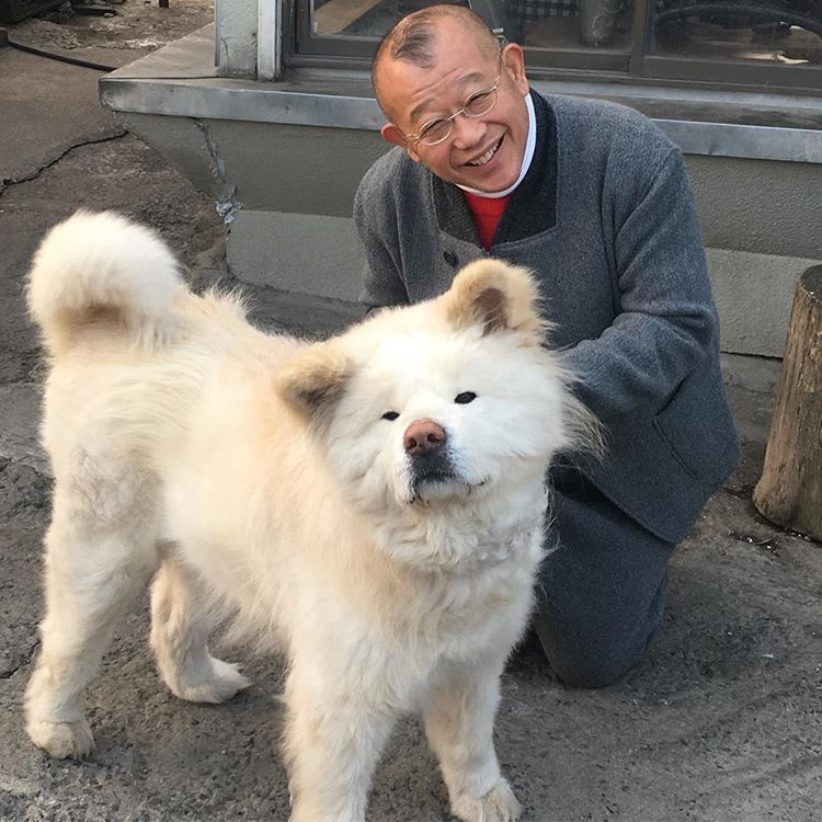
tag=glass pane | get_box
[507,0,634,53]
[310,0,426,38]
[307,0,635,51]
[651,0,822,67]
[306,0,635,68]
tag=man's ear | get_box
[502,42,530,97]
[380,123,422,163]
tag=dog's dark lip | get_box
[467,477,491,494]
[417,471,458,485]
[411,471,459,497]
[408,475,491,505]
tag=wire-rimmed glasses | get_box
[403,60,504,147]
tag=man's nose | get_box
[450,113,486,148]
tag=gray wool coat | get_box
[353,91,740,544]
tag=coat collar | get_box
[432,90,558,247]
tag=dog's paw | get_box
[451,779,522,822]
[167,657,252,704]
[27,717,95,759]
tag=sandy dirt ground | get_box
[7,0,213,65]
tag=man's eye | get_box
[382,410,400,421]
[420,119,449,142]
[465,90,494,114]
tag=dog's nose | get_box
[403,419,446,456]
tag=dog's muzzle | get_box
[404,419,459,495]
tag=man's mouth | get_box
[467,137,502,167]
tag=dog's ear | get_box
[442,259,546,343]
[276,340,352,424]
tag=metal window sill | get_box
[100,25,822,164]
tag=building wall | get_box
[118,110,822,358]
[214,0,257,77]
[689,156,822,357]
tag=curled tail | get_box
[27,211,183,356]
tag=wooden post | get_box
[753,265,822,541]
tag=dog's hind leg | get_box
[26,479,161,759]
[150,558,251,704]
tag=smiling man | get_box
[354,4,740,688]
[375,10,529,194]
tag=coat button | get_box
[443,251,458,267]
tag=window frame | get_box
[285,0,822,95]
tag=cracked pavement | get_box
[2,5,822,821]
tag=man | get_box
[354,4,740,688]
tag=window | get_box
[290,0,822,93]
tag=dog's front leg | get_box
[423,658,521,822]
[283,660,395,822]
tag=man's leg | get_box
[532,468,675,689]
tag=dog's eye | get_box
[382,410,400,421]
[454,392,477,405]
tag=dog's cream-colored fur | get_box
[25,211,589,822]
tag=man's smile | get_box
[466,136,503,167]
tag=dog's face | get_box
[278,260,586,520]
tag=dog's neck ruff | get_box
[372,486,548,576]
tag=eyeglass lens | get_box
[418,87,498,146]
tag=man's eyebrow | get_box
[407,70,488,125]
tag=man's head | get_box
[373,5,530,194]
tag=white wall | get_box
[215,0,257,77]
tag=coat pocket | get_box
[652,365,739,488]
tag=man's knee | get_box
[543,639,648,689]
[531,587,666,689]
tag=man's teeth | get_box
[468,140,500,166]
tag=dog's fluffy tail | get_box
[28,210,183,356]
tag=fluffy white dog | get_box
[24,211,591,822]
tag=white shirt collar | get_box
[456,92,536,199]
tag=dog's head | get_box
[277,259,594,537]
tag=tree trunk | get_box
[753,265,822,541]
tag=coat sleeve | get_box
[353,159,411,311]
[555,147,719,424]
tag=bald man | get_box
[355,5,739,688]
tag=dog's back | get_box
[27,211,298,475]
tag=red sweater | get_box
[461,190,511,250]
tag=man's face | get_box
[378,26,531,193]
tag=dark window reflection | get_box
[308,0,820,69]
[652,1,821,66]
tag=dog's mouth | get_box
[408,456,489,504]
[414,468,458,490]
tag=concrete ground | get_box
[2,4,822,821]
